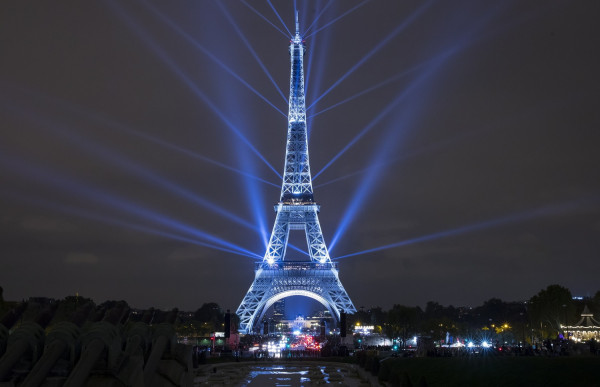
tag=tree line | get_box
[350,284,600,344]
[3,284,598,344]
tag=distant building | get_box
[273,299,285,321]
[273,313,332,335]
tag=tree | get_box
[348,307,387,335]
[386,305,422,345]
[529,284,574,338]
[0,286,5,318]
[591,290,600,317]
[194,302,224,333]
[348,308,369,328]
[476,298,508,323]
[50,295,95,324]
[424,301,444,320]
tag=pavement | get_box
[194,361,379,386]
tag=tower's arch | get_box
[253,290,339,330]
[237,261,354,333]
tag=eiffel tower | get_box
[236,13,356,333]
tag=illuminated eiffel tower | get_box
[236,13,356,333]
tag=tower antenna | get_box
[295,10,300,36]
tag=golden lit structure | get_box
[562,305,600,342]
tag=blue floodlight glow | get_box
[287,243,310,257]
[241,0,288,38]
[216,2,288,105]
[325,3,529,254]
[227,99,270,247]
[1,86,280,190]
[310,62,427,120]
[303,0,370,40]
[141,0,287,118]
[311,46,458,181]
[312,2,505,181]
[5,102,258,232]
[328,41,509,253]
[307,0,432,111]
[313,75,413,181]
[0,151,260,259]
[266,0,293,37]
[315,42,458,255]
[303,1,333,36]
[333,199,594,260]
[108,0,282,179]
[120,126,280,189]
[239,144,269,247]
[314,130,463,189]
[1,189,259,260]
[315,46,459,236]
[304,2,335,140]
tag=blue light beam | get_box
[216,1,288,104]
[1,86,280,189]
[334,200,596,260]
[0,189,260,260]
[306,0,433,111]
[266,0,293,37]
[4,100,258,232]
[327,49,456,253]
[303,1,334,35]
[325,3,517,253]
[141,0,287,117]
[303,0,371,40]
[241,0,289,38]
[0,151,259,259]
[310,64,420,119]
[313,46,457,181]
[287,243,311,257]
[107,0,282,179]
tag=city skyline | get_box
[1,1,599,312]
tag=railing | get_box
[255,261,337,271]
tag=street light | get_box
[562,304,568,340]
[519,312,525,346]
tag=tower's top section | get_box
[280,11,313,203]
[292,10,302,44]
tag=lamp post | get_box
[562,304,568,341]
[519,312,525,346]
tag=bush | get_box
[378,360,393,382]
[356,351,367,368]
[389,370,412,387]
[370,356,380,376]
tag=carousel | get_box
[562,305,600,342]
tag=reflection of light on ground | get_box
[236,364,363,386]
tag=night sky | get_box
[1,1,599,313]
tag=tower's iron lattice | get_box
[236,13,356,333]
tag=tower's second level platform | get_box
[274,201,320,213]
[255,260,338,273]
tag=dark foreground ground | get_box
[378,356,600,387]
